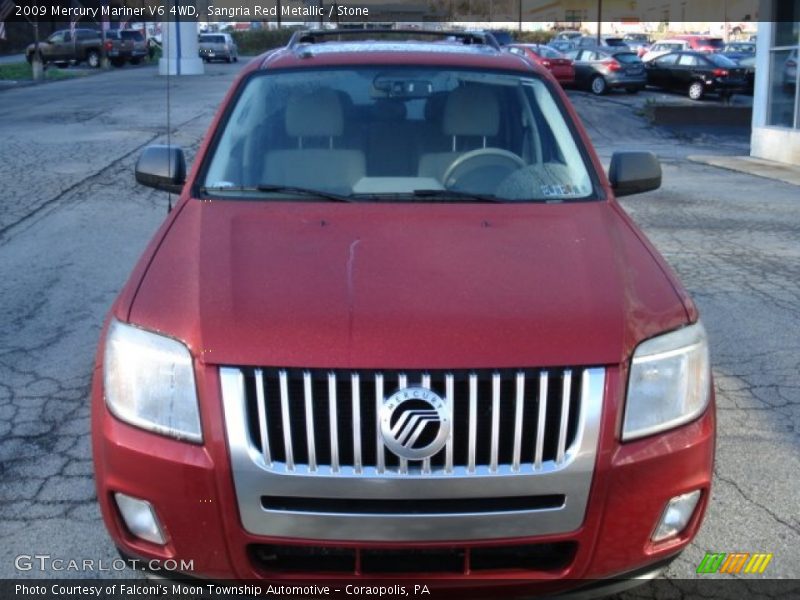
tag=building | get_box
[751,2,800,165]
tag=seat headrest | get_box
[286,89,343,137]
[443,86,500,137]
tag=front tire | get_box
[688,81,705,100]
[86,50,100,69]
[591,75,608,95]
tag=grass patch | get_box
[0,61,90,82]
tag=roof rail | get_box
[287,28,502,51]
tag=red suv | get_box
[92,29,714,597]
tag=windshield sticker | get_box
[540,184,585,197]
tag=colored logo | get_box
[380,386,450,460]
[696,552,773,574]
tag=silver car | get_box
[198,33,239,63]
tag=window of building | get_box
[767,2,799,128]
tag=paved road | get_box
[0,63,797,588]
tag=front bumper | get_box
[92,362,714,593]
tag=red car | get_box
[508,43,576,85]
[672,35,724,53]
[92,29,714,597]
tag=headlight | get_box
[623,322,710,441]
[103,320,202,443]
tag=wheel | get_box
[442,148,526,193]
[86,50,100,69]
[233,55,238,62]
[130,58,141,65]
[590,75,608,95]
[688,81,705,100]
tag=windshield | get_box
[121,31,144,41]
[202,67,595,203]
[613,52,641,64]
[200,35,225,44]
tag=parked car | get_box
[553,30,582,41]
[25,28,103,68]
[198,33,239,63]
[549,39,577,54]
[103,30,135,67]
[645,51,747,100]
[486,29,513,46]
[672,35,724,53]
[570,47,646,94]
[576,35,629,50]
[641,39,690,62]
[720,41,756,62]
[120,29,148,65]
[507,43,575,85]
[622,32,651,56]
[737,54,755,94]
[94,28,714,594]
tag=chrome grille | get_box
[239,368,588,476]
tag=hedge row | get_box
[230,29,296,55]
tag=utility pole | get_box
[596,0,602,45]
[518,0,522,33]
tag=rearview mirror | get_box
[135,145,186,194]
[609,151,661,197]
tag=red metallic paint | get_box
[92,44,715,592]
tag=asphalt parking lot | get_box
[0,60,797,589]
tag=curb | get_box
[645,103,752,127]
[688,155,800,186]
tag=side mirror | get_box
[609,151,661,197]
[135,145,186,194]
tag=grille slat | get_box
[556,369,572,465]
[303,371,317,471]
[254,369,272,467]
[512,371,525,472]
[243,368,588,476]
[278,370,294,470]
[490,373,501,472]
[534,371,548,470]
[374,373,385,474]
[468,373,478,473]
[351,373,362,474]
[327,372,340,473]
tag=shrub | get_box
[231,28,296,55]
[514,30,556,44]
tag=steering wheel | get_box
[442,148,526,192]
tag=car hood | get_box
[127,200,688,369]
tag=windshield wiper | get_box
[412,189,504,203]
[199,184,355,203]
